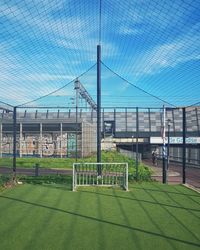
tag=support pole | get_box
[75,79,79,162]
[114,108,116,137]
[19,123,22,158]
[40,123,43,158]
[136,107,139,180]
[13,107,17,178]
[0,123,2,158]
[60,123,63,158]
[97,44,101,175]
[125,108,127,132]
[182,107,186,184]
[162,106,167,183]
[167,122,170,169]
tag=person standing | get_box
[152,148,158,166]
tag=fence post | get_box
[182,107,186,184]
[73,163,75,191]
[35,163,39,177]
[75,79,79,162]
[13,106,17,179]
[136,107,139,180]
[60,122,63,158]
[97,44,101,175]
[126,163,129,191]
[0,123,2,158]
[162,105,167,183]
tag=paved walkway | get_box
[144,159,200,190]
[0,161,199,191]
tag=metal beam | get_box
[74,79,97,111]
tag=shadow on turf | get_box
[40,183,72,191]
[130,190,177,250]
[0,194,200,248]
[145,182,200,207]
[170,185,200,206]
[132,186,200,198]
[78,190,200,214]
[112,189,141,248]
[139,186,200,243]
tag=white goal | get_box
[72,163,128,191]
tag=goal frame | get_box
[73,162,128,191]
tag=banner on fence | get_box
[150,137,200,144]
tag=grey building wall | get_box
[1,107,200,134]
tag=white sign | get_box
[150,137,200,144]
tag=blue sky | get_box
[0,0,200,107]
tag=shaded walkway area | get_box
[144,159,200,191]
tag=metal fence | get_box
[1,106,200,164]
[0,105,199,189]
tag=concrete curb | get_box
[183,184,200,194]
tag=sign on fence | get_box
[150,137,200,144]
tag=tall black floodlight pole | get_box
[182,107,186,184]
[13,106,17,179]
[97,44,101,175]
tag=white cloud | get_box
[133,28,200,76]
[1,0,199,107]
[0,1,96,106]
[0,1,96,45]
[118,27,140,35]
[0,51,76,105]
[19,73,75,82]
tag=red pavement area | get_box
[143,159,200,190]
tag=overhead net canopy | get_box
[1,0,200,108]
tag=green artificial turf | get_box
[0,181,200,250]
